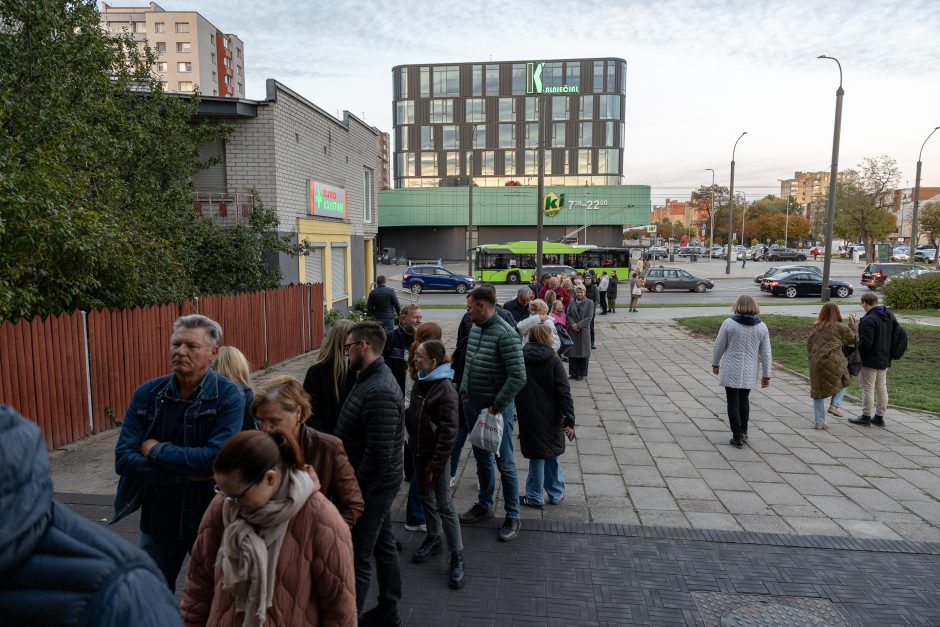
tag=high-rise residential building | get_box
[779,171,843,207]
[100,2,245,98]
[391,58,627,189]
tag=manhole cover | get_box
[692,592,849,627]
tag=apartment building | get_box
[778,171,843,207]
[100,2,245,98]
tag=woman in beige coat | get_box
[807,303,857,430]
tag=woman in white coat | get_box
[711,295,772,448]
[517,298,561,353]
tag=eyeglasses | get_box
[214,465,274,504]
[343,340,363,353]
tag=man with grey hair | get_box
[112,314,245,591]
[503,287,534,324]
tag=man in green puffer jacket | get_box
[458,285,527,542]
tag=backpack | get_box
[890,319,908,360]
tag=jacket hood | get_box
[417,363,455,382]
[732,313,762,326]
[0,406,53,575]
[868,305,893,321]
[524,341,556,365]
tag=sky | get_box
[144,0,940,206]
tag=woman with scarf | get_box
[406,340,465,590]
[181,429,356,626]
[807,303,857,430]
[711,295,772,448]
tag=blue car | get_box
[402,265,475,294]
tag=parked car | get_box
[677,246,707,257]
[709,246,724,257]
[883,266,940,285]
[914,247,938,263]
[759,246,807,262]
[402,265,475,294]
[720,245,745,260]
[890,246,911,262]
[542,264,576,278]
[754,265,822,288]
[638,267,714,292]
[646,246,668,259]
[860,263,918,290]
[765,272,854,299]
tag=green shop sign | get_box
[307,180,347,219]
[526,61,579,95]
[543,191,565,217]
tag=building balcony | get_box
[193,190,254,226]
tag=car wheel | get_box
[835,286,850,298]
[410,283,423,294]
[695,282,707,293]
[797,255,806,261]
[506,272,520,284]
[653,283,665,293]
[785,286,798,298]
[454,282,468,294]
[867,285,877,291]
[768,256,778,262]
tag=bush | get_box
[883,274,940,310]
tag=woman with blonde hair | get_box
[711,295,772,448]
[807,303,857,430]
[251,375,363,528]
[517,298,561,352]
[303,319,355,434]
[213,346,255,431]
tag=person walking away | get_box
[607,271,619,313]
[302,319,355,435]
[0,406,182,627]
[213,346,256,431]
[807,304,857,430]
[584,274,599,349]
[516,298,561,352]
[515,325,576,510]
[252,376,363,527]
[458,286,527,542]
[406,340,466,589]
[113,315,245,591]
[598,272,609,314]
[711,296,772,448]
[181,430,356,626]
[628,271,643,313]
[849,292,907,427]
[366,275,401,334]
[566,286,595,381]
[741,248,747,268]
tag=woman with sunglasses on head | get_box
[181,429,356,627]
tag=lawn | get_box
[675,314,940,414]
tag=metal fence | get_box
[0,284,324,450]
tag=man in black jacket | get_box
[366,276,401,334]
[849,292,902,427]
[335,321,405,626]
[503,287,534,324]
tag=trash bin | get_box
[852,250,861,263]
[669,253,675,262]
[691,253,698,262]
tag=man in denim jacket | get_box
[112,315,245,591]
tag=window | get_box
[177,61,192,72]
[224,75,231,85]
[223,37,230,50]
[175,22,189,33]
[511,63,527,94]
[398,68,408,99]
[542,62,563,89]
[566,62,580,89]
[524,122,539,148]
[481,151,495,175]
[237,82,242,93]
[607,62,616,92]
[442,125,459,149]
[524,97,539,121]
[224,57,231,68]
[211,52,216,64]
[498,98,515,122]
[178,81,194,91]
[397,126,410,150]
[395,100,414,125]
[471,65,483,96]
[498,124,515,149]
[420,152,438,176]
[429,99,454,123]
[134,21,146,33]
[363,169,373,223]
[580,95,593,119]
[212,71,217,82]
[156,62,167,72]
[176,41,191,53]
[155,42,166,53]
[524,150,538,175]
[154,22,165,33]
[472,125,486,149]
[445,152,459,176]
[432,66,459,96]
[236,65,242,76]
[551,122,566,147]
[598,148,619,173]
[604,121,616,146]
[420,126,434,150]
[620,61,627,94]
[210,33,215,45]
[593,61,604,93]
[485,64,499,95]
[504,150,516,176]
[578,149,593,173]
[579,122,592,147]
[419,67,430,97]
[466,98,485,123]
[331,244,348,301]
[552,96,569,120]
[598,95,621,119]
[237,48,242,59]
[397,152,416,176]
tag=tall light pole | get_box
[911,126,940,249]
[777,178,791,246]
[706,168,716,258]
[726,132,747,275]
[740,191,748,248]
[467,149,474,276]
[818,55,844,303]
[535,93,546,277]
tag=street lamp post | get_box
[467,150,474,276]
[911,126,940,250]
[777,178,791,246]
[740,192,748,249]
[706,168,716,258]
[725,132,748,275]
[535,94,545,277]
[818,55,844,303]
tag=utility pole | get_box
[911,126,939,249]
[706,168,715,257]
[726,132,747,275]
[535,93,545,277]
[818,55,844,303]
[467,151,474,276]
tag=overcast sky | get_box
[146,0,940,205]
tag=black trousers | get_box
[599,291,607,313]
[569,356,589,377]
[725,387,751,439]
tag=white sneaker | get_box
[404,523,427,532]
[449,475,456,488]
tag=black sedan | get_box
[765,272,854,298]
[754,265,821,285]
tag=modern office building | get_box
[391,58,627,189]
[100,2,245,98]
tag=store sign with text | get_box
[526,62,580,94]
[307,181,347,219]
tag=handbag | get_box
[843,345,862,376]
[469,408,503,455]
[631,284,642,297]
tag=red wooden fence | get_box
[0,284,325,449]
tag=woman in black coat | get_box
[516,324,576,509]
[302,319,355,434]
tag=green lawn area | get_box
[675,314,940,414]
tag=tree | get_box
[920,201,940,267]
[691,184,729,245]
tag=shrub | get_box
[883,274,940,310]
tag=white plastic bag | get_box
[469,408,503,456]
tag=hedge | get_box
[883,273,940,310]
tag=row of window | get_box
[397,121,622,151]
[395,95,622,126]
[399,175,621,189]
[398,60,624,99]
[105,21,242,58]
[395,149,621,177]
[172,79,243,93]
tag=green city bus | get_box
[474,241,641,284]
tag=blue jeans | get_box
[405,471,426,526]
[139,532,193,593]
[525,457,565,505]
[450,422,468,478]
[379,318,395,334]
[813,388,846,423]
[464,400,520,519]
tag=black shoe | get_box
[730,438,743,449]
[411,535,442,564]
[741,432,748,442]
[849,415,872,426]
[498,517,521,542]
[871,415,885,427]
[360,604,402,627]
[459,503,495,524]
[591,344,596,349]
[449,551,466,589]
[569,374,577,379]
